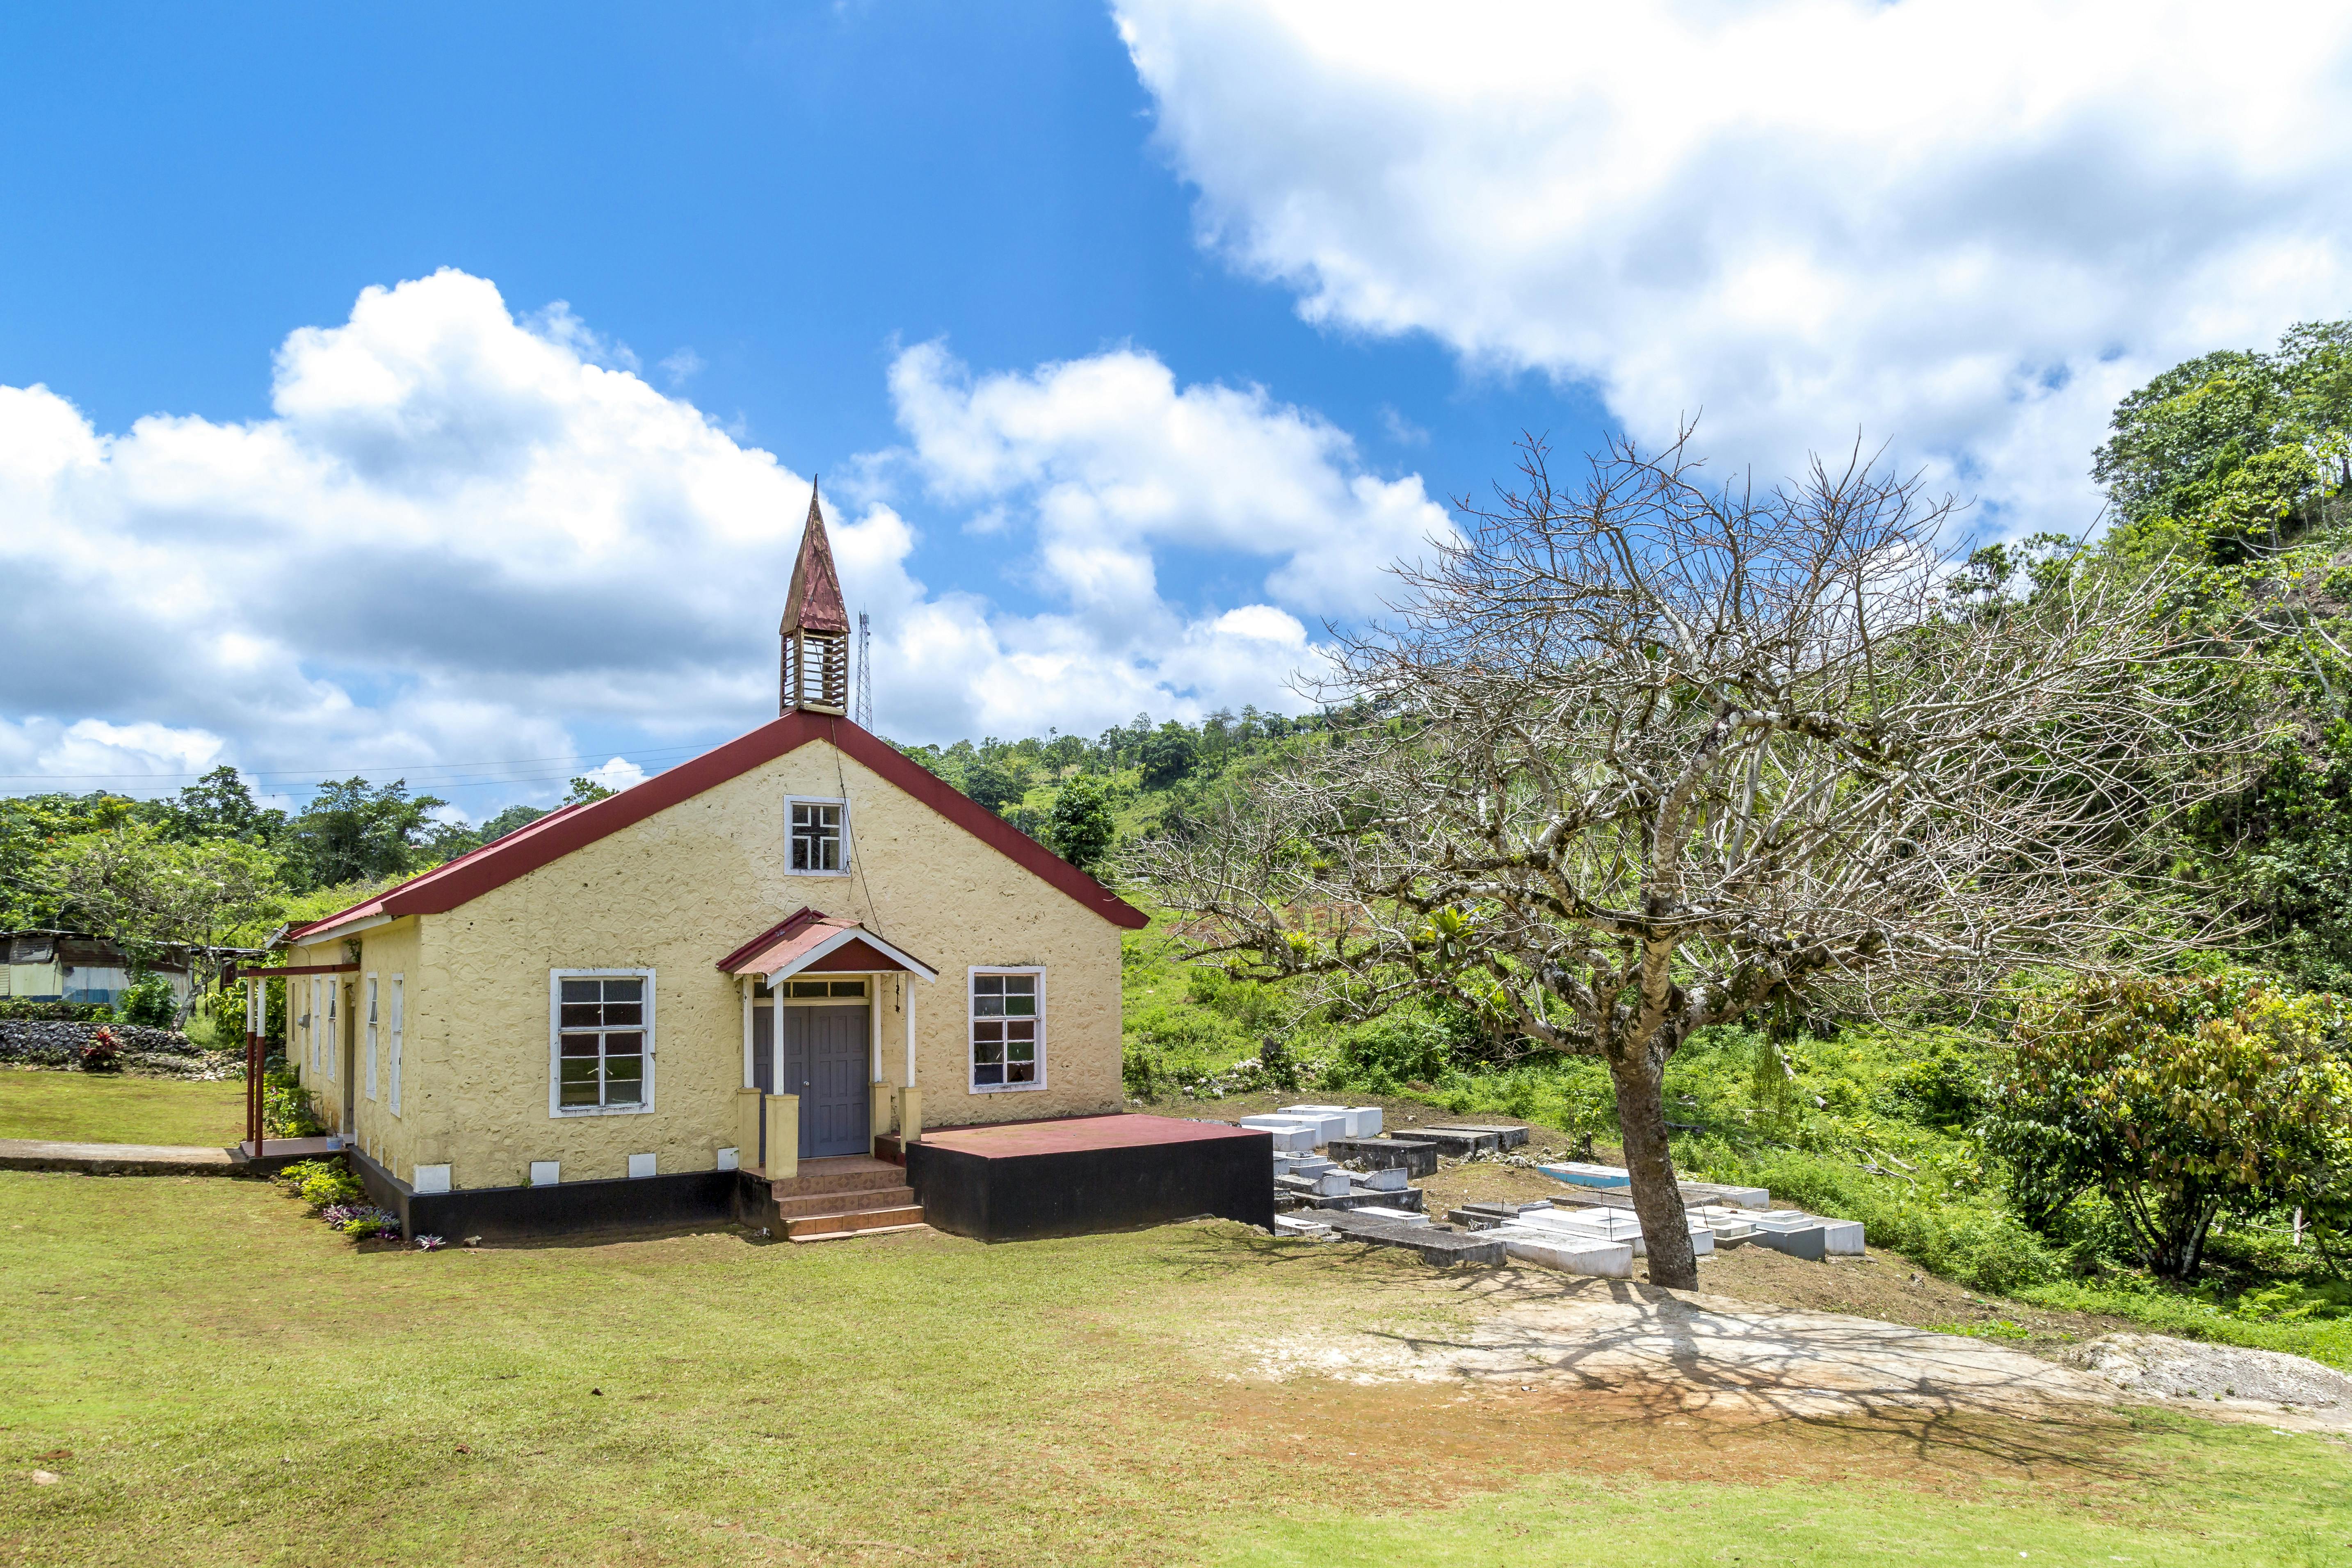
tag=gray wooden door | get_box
[780,1004,870,1158]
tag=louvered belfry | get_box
[780,481,852,716]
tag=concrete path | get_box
[0,1137,237,1176]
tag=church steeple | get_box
[780,479,850,716]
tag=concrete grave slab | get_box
[1359,1167,1409,1193]
[1749,1222,1829,1261]
[1402,1127,1500,1156]
[1241,1119,1318,1153]
[1308,1187,1427,1213]
[1491,1229,1638,1279]
[1319,1209,1505,1266]
[1423,1122,1530,1150]
[1681,1180,1771,1209]
[1278,1104,1382,1139]
[1330,1137,1436,1177]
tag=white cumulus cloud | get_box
[1115,0,2352,530]
[0,270,1430,806]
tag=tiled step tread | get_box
[770,1184,914,1219]
[783,1204,926,1239]
[768,1156,907,1196]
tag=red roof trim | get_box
[283,715,1147,942]
[714,908,820,973]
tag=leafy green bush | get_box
[280,1158,361,1210]
[112,972,178,1027]
[1328,1009,1455,1092]
[1984,970,2352,1279]
[261,1061,325,1139]
[1888,1037,1989,1127]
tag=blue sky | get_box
[3,1,2347,819]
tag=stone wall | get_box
[0,1019,203,1072]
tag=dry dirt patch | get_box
[1184,1265,2181,1506]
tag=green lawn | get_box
[5,1172,2350,1566]
[0,1069,243,1147]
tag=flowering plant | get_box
[320,1203,401,1241]
[413,1235,446,1251]
[79,1026,122,1073]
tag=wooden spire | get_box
[781,480,851,715]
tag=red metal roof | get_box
[283,712,1148,943]
[779,484,850,636]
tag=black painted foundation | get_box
[905,1125,1274,1241]
[348,1148,737,1243]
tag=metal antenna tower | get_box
[854,610,874,729]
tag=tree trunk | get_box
[1611,1052,1699,1290]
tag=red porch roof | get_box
[283,712,1148,944]
[718,908,938,981]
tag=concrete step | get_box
[783,1203,926,1240]
[771,1183,914,1219]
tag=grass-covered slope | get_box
[6,1171,2348,1568]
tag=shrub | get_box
[113,972,177,1028]
[1329,1009,1455,1092]
[1889,1037,1989,1127]
[1984,970,2352,1280]
[281,1158,362,1210]
[260,1061,325,1139]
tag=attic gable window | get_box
[787,797,849,875]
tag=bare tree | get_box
[1134,432,2250,1290]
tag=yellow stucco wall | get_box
[287,917,427,1182]
[298,739,1123,1192]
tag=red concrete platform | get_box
[919,1113,1263,1158]
[906,1113,1273,1241]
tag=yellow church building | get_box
[263,492,1269,1243]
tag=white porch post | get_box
[869,974,882,1082]
[903,973,916,1087]
[740,977,754,1088]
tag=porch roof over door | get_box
[717,907,939,984]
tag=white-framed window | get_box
[387,975,404,1116]
[786,796,850,875]
[303,979,316,1075]
[364,974,379,1101]
[969,967,1044,1092]
[550,968,656,1116]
